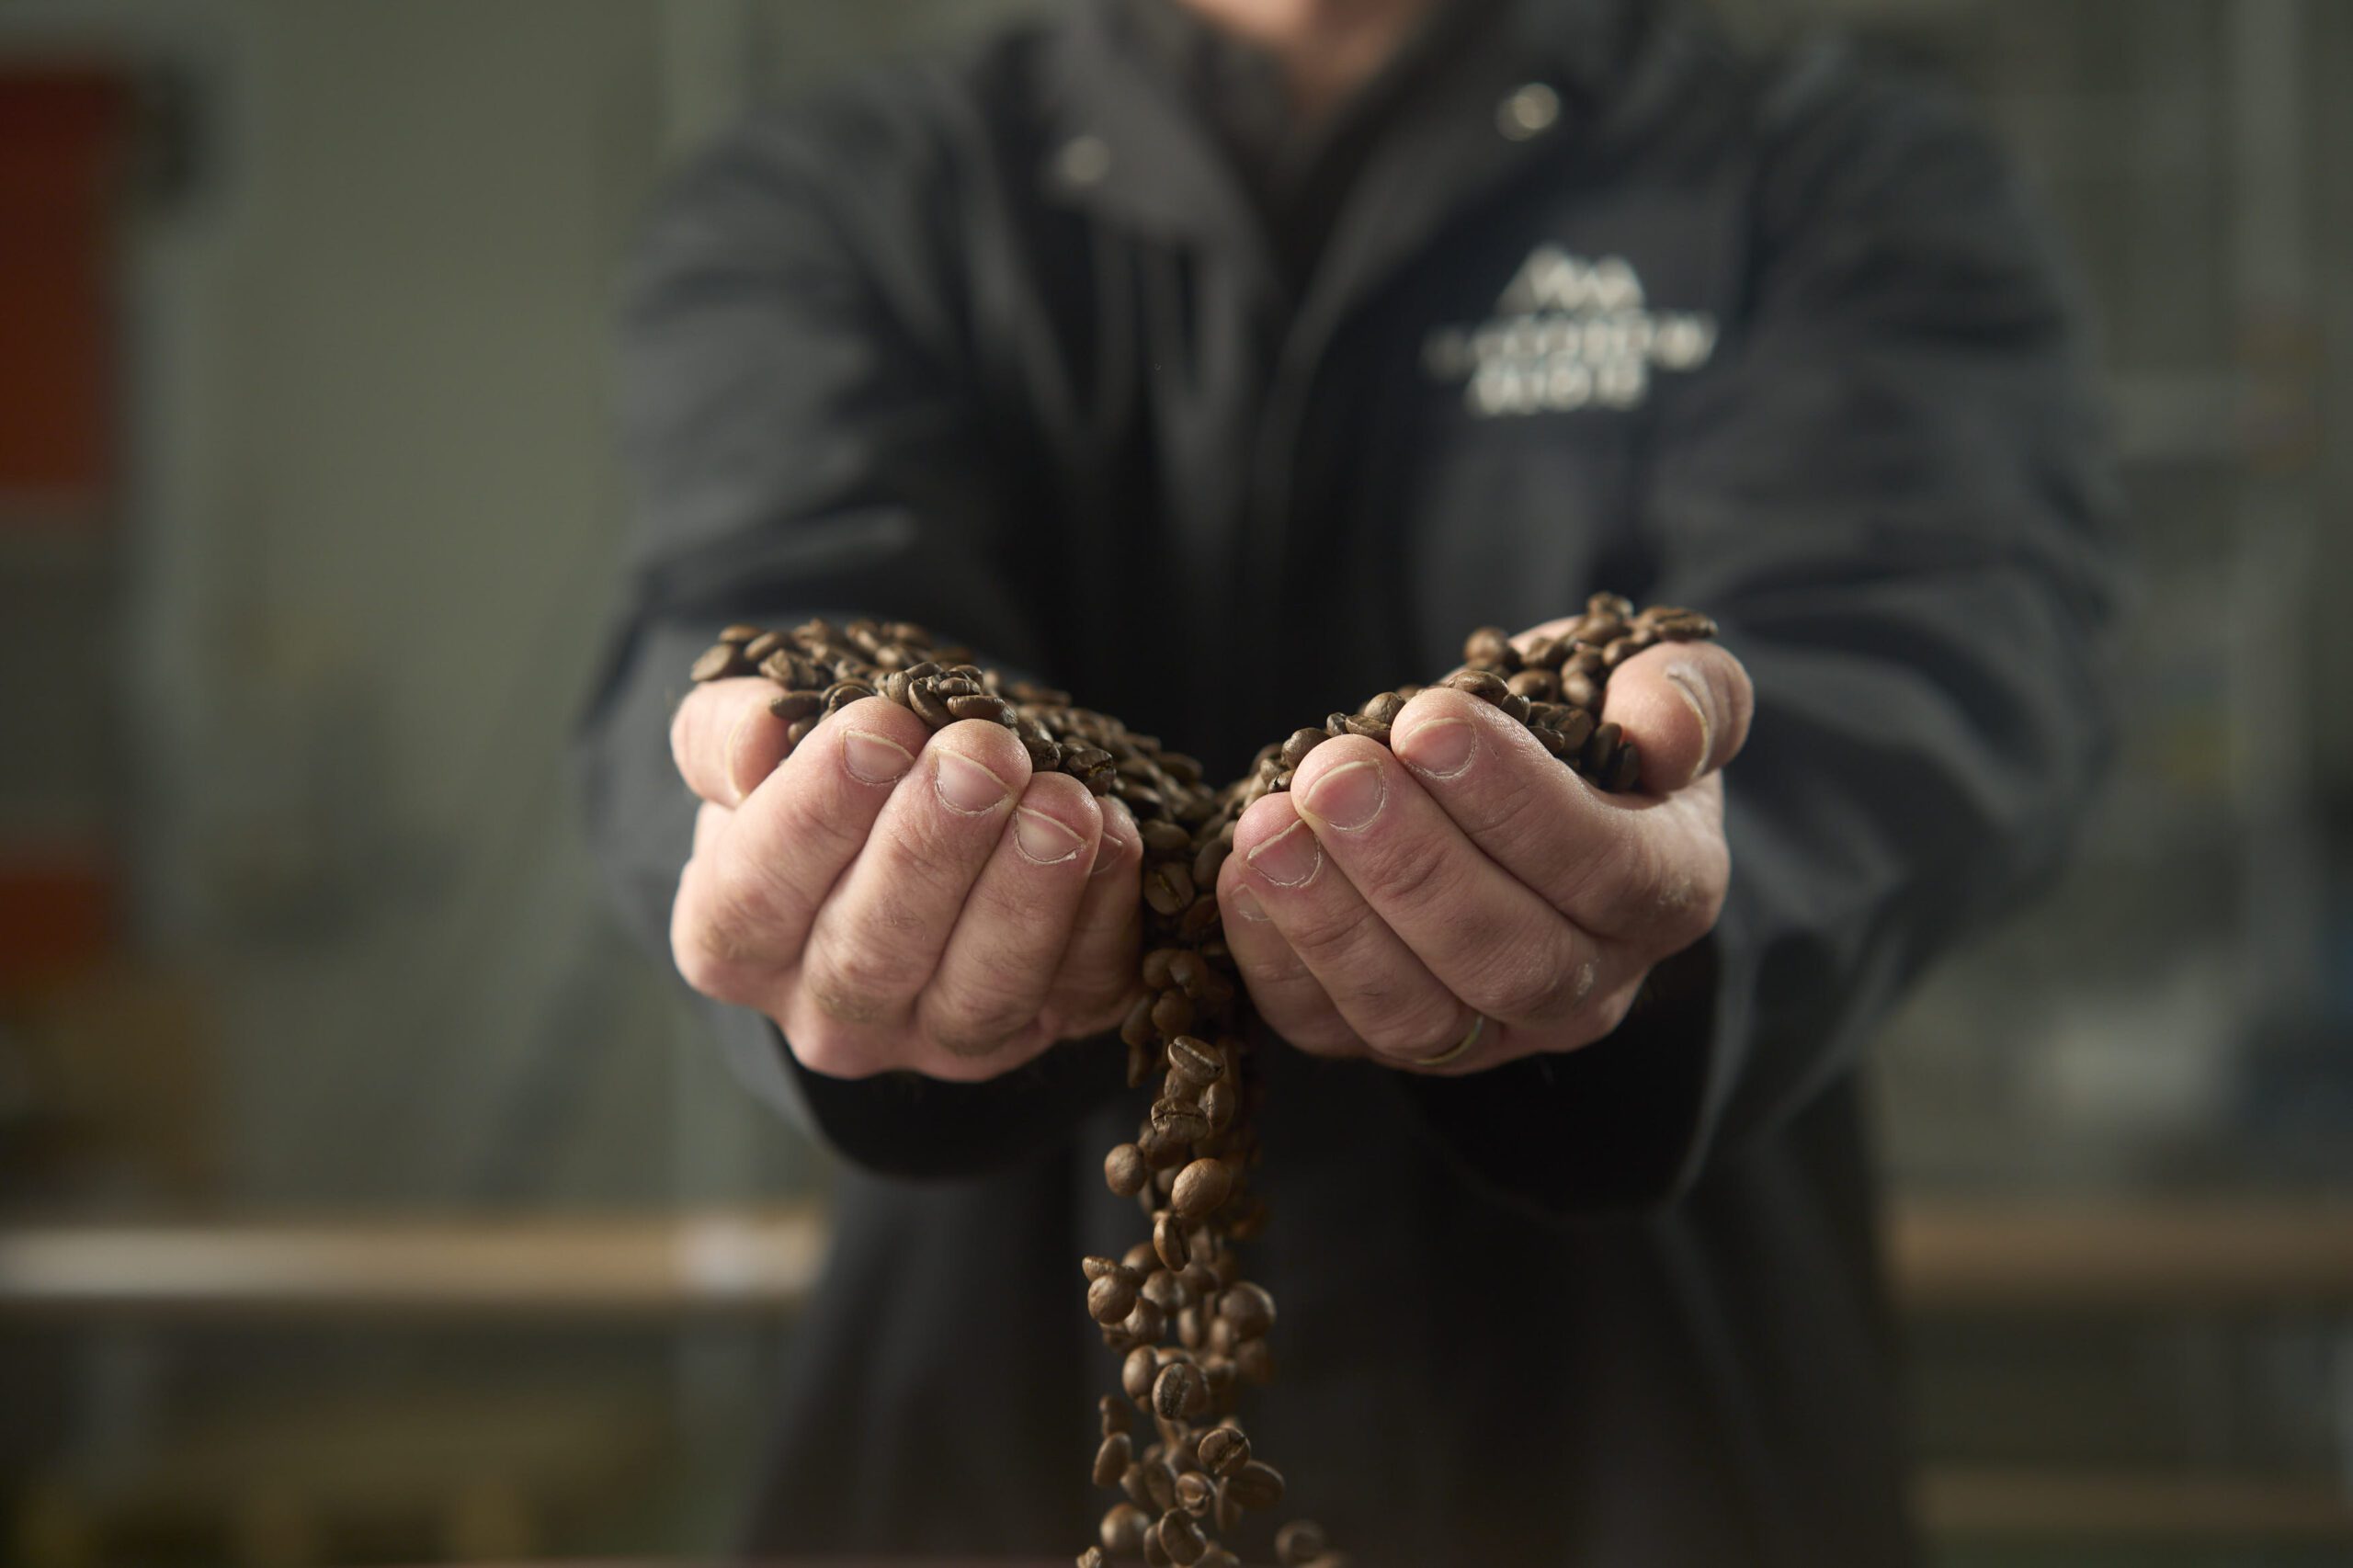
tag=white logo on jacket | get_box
[1424,245,1718,416]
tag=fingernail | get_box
[1665,664,1713,769]
[1228,884,1268,922]
[934,749,1010,814]
[1245,819,1322,888]
[1301,758,1385,832]
[840,728,914,787]
[1092,798,1136,877]
[1012,806,1084,865]
[1397,716,1476,778]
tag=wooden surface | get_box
[6,1199,2353,1315]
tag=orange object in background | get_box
[0,68,130,506]
[0,850,115,998]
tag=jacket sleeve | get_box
[1401,63,2126,1215]
[573,102,1125,1180]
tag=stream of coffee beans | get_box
[687,597,1719,1567]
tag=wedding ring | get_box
[1416,1012,1486,1068]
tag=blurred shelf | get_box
[1889,1199,2353,1312]
[0,1207,828,1316]
[1922,1467,2353,1540]
[6,1200,2353,1318]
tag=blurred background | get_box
[1,0,2348,1564]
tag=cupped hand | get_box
[667,679,1145,1082]
[1214,619,1754,1074]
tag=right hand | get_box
[668,677,1144,1081]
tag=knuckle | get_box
[922,964,1043,1054]
[780,1016,876,1080]
[1358,990,1461,1056]
[669,869,773,1004]
[801,940,908,1027]
[1279,894,1381,969]
[1360,833,1462,912]
[1472,938,1598,1027]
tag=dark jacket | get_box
[576,0,2120,1562]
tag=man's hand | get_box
[1215,619,1754,1074]
[668,680,1144,1082]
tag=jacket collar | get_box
[1040,0,1678,307]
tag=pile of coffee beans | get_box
[687,597,1718,1566]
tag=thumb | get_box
[1601,642,1753,794]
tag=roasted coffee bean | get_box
[1276,1520,1329,1565]
[908,681,955,728]
[1462,626,1518,669]
[1102,1503,1150,1556]
[1150,988,1197,1038]
[1172,1158,1233,1220]
[1132,1459,1179,1513]
[692,606,1721,1568]
[1218,1281,1275,1339]
[1279,727,1327,770]
[1581,719,1624,778]
[1142,1269,1187,1313]
[1089,1273,1141,1325]
[1444,667,1510,703]
[1177,893,1223,940]
[1199,1079,1237,1133]
[1106,1143,1149,1198]
[1166,1035,1222,1085]
[1196,1550,1239,1568]
[1144,862,1196,917]
[1154,1210,1192,1271]
[948,692,1013,725]
[822,680,876,714]
[1137,1120,1192,1168]
[1506,667,1558,701]
[1195,1425,1249,1478]
[1166,950,1211,1001]
[1150,1099,1211,1142]
[1123,1345,1159,1403]
[1224,1459,1286,1511]
[1154,1360,1211,1420]
[1121,1296,1167,1345]
[1159,1508,1209,1564]
[767,688,823,723]
[1140,819,1192,857]
[690,643,745,682]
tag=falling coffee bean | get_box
[683,603,1720,1568]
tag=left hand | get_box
[1215,619,1753,1074]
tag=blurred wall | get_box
[0,0,1041,1211]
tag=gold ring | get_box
[1416,1012,1485,1068]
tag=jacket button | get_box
[1497,83,1560,141]
[1055,134,1112,188]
